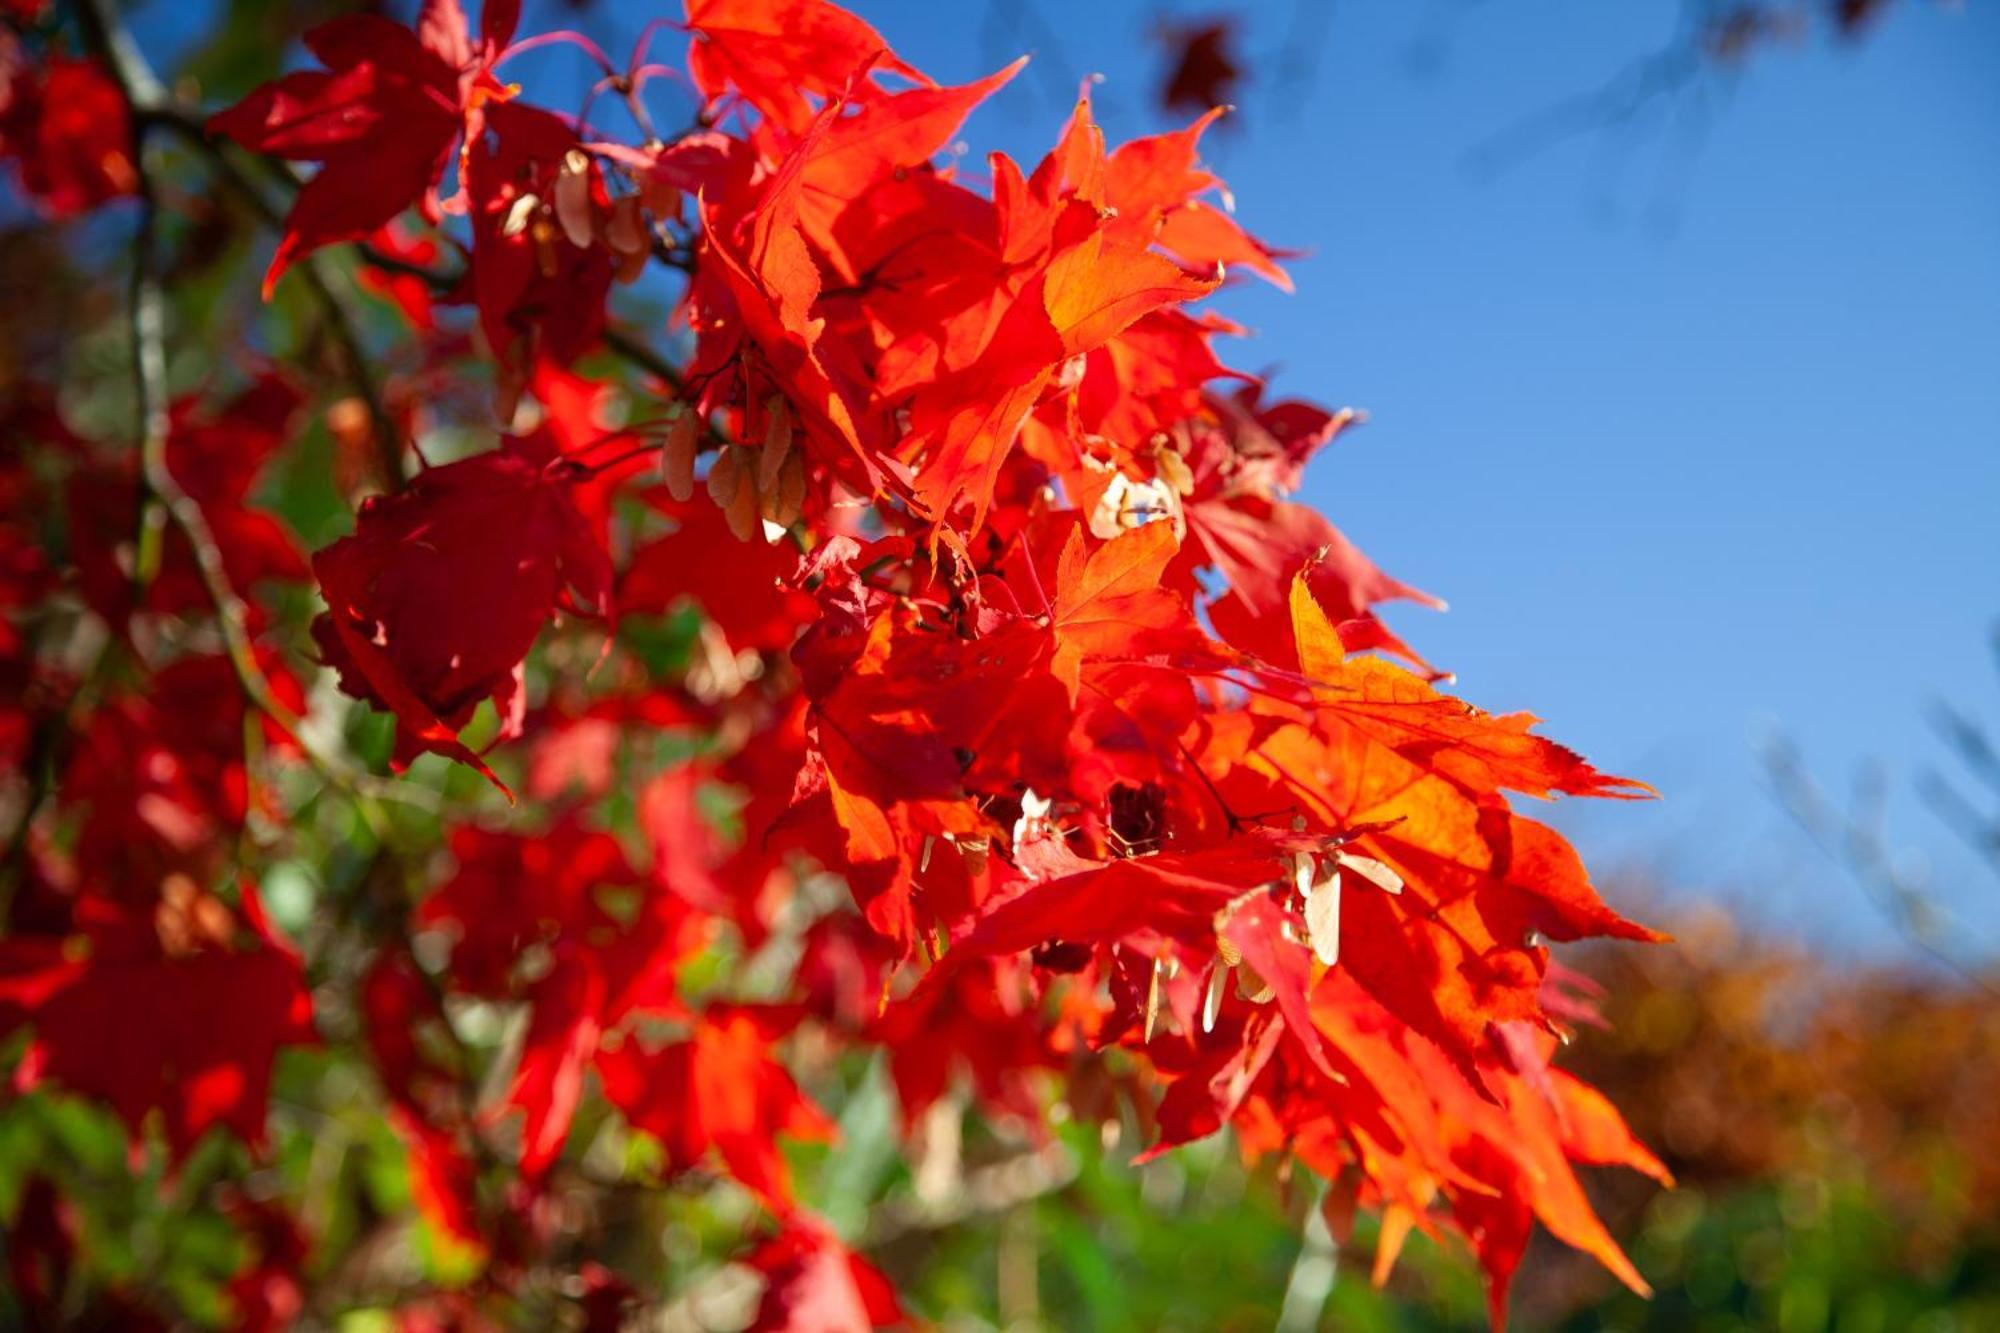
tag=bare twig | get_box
[1924,696,2000,801]
[1268,0,1340,124]
[297,256,407,488]
[80,0,435,819]
[74,0,163,108]
[1917,768,2000,873]
[1463,43,1705,181]
[1758,729,1997,994]
[131,201,431,815]
[602,324,687,392]
[865,1140,1078,1246]
[1276,1180,1339,1333]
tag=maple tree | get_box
[1,0,1671,1327]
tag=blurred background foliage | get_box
[8,886,1999,1329]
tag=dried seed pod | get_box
[530,215,561,278]
[1056,352,1088,393]
[708,446,759,540]
[1334,850,1403,895]
[501,190,540,237]
[325,396,372,457]
[156,874,234,958]
[723,456,760,540]
[759,395,794,494]
[705,433,739,505]
[1143,956,1163,1043]
[1201,964,1228,1033]
[1290,850,1316,908]
[1305,868,1342,967]
[605,194,648,257]
[494,357,528,429]
[778,451,806,524]
[661,408,698,501]
[553,149,595,248]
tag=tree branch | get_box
[131,108,407,488]
[123,154,433,818]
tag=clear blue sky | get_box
[140,0,2000,957]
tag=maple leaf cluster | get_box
[0,0,1669,1327]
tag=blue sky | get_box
[134,0,2000,958]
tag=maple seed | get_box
[1143,957,1163,1042]
[616,241,649,286]
[1201,965,1228,1033]
[758,395,794,494]
[605,195,648,257]
[661,407,699,501]
[502,191,540,238]
[1334,850,1403,896]
[156,873,235,957]
[641,176,683,219]
[554,151,595,248]
[1305,868,1343,968]
[708,446,759,541]
[767,451,807,531]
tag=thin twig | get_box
[864,1141,1078,1246]
[1275,1179,1339,1333]
[130,199,431,816]
[81,0,434,819]
[133,106,406,487]
[603,324,687,391]
[297,256,407,488]
[1758,730,1997,995]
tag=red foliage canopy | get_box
[0,1,1670,1327]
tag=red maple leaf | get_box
[311,435,611,788]
[683,0,927,136]
[596,1005,835,1208]
[0,889,314,1161]
[746,1219,907,1332]
[208,0,522,294]
[0,47,136,218]
[416,820,702,1179]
